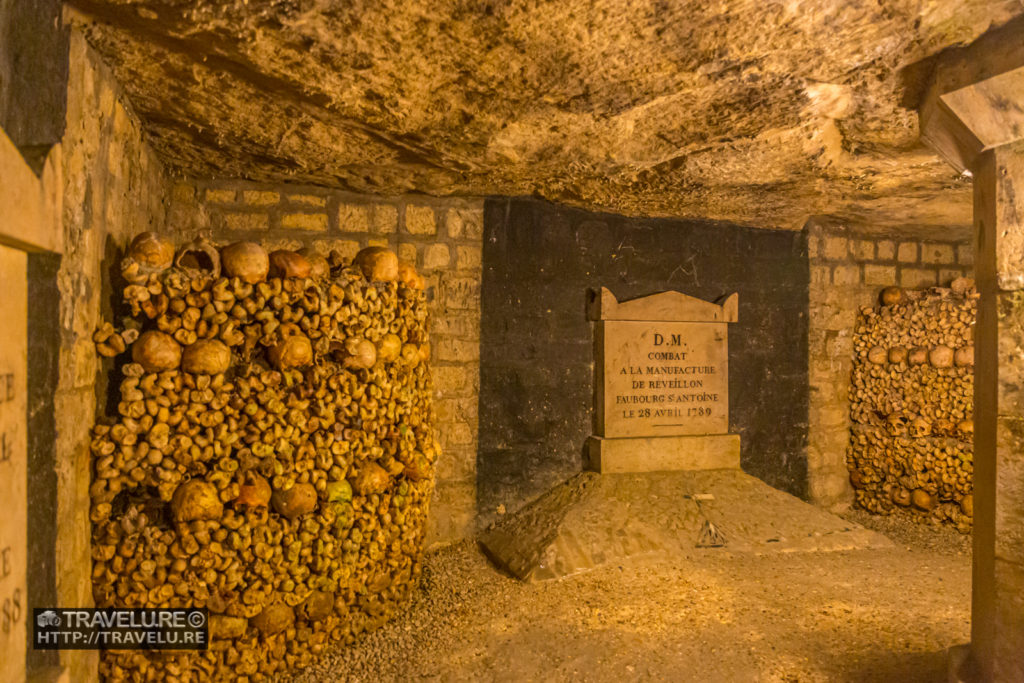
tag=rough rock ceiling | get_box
[67,0,1023,231]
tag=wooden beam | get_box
[918,16,1024,173]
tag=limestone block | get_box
[422,243,450,270]
[434,397,479,425]
[434,445,477,482]
[441,277,481,310]
[816,286,870,309]
[222,212,269,231]
[404,205,437,235]
[832,265,861,285]
[939,268,965,285]
[958,243,975,266]
[398,243,417,263]
[877,240,896,260]
[897,242,919,263]
[810,265,830,285]
[808,404,849,430]
[823,235,848,260]
[287,194,327,207]
[434,338,479,363]
[818,334,854,362]
[439,422,475,448]
[446,207,483,239]
[432,365,479,397]
[258,237,303,252]
[864,264,896,286]
[337,203,370,232]
[921,242,955,264]
[900,267,937,288]
[313,239,360,263]
[456,245,482,271]
[810,301,859,331]
[807,327,829,349]
[243,190,279,206]
[853,239,875,260]
[807,234,820,257]
[807,469,854,505]
[205,188,237,204]
[371,205,398,234]
[280,212,327,231]
[429,314,480,340]
[425,481,476,546]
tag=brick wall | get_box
[167,180,483,545]
[56,32,174,682]
[806,220,973,509]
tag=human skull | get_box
[886,413,910,436]
[908,417,931,438]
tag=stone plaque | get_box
[586,287,740,473]
[596,321,728,438]
[0,244,27,683]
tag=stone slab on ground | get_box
[480,469,893,581]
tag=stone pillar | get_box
[970,144,1024,682]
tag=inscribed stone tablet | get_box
[596,320,728,438]
[0,245,27,683]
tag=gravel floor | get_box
[839,508,972,557]
[286,513,971,683]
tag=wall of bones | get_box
[806,221,973,510]
[90,234,438,680]
[166,180,484,545]
[846,280,976,531]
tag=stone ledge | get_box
[586,434,740,473]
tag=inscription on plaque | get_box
[598,321,728,438]
[0,245,27,683]
[587,287,740,473]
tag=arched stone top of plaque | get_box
[587,286,738,323]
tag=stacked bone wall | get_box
[92,239,438,680]
[806,220,972,511]
[846,284,976,530]
[167,181,482,545]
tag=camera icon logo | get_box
[37,610,61,628]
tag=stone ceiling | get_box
[66,0,1022,232]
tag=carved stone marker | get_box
[586,287,741,473]
[0,245,27,683]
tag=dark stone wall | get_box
[478,198,809,522]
